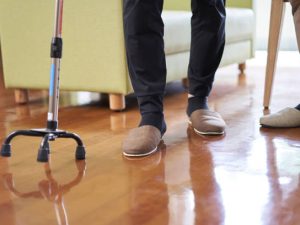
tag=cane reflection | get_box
[3,160,86,225]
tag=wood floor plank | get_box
[0,58,300,225]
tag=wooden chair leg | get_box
[238,62,246,74]
[14,89,29,104]
[264,0,286,109]
[109,94,125,111]
[182,77,189,89]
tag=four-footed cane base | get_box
[1,129,86,162]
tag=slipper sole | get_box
[188,121,224,136]
[123,146,158,158]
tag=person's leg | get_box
[123,0,166,134]
[122,0,166,156]
[260,1,300,128]
[187,0,227,135]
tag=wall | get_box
[256,0,297,50]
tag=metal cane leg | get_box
[1,130,44,157]
[58,133,86,160]
[37,134,51,162]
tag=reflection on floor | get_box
[0,52,299,225]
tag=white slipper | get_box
[260,107,300,128]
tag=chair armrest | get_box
[164,0,255,10]
[227,0,254,9]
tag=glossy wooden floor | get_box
[0,54,299,225]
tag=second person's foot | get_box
[260,107,300,128]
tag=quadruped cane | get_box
[1,0,86,162]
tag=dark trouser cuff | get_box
[137,95,166,135]
[139,113,166,136]
[187,96,209,116]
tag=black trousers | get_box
[123,0,226,115]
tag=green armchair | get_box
[0,0,255,110]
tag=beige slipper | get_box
[260,107,300,128]
[122,125,162,157]
[189,109,226,135]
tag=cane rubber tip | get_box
[37,147,49,162]
[76,146,86,160]
[1,144,11,157]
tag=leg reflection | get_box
[187,128,224,225]
[124,142,169,225]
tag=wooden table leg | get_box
[263,0,286,109]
